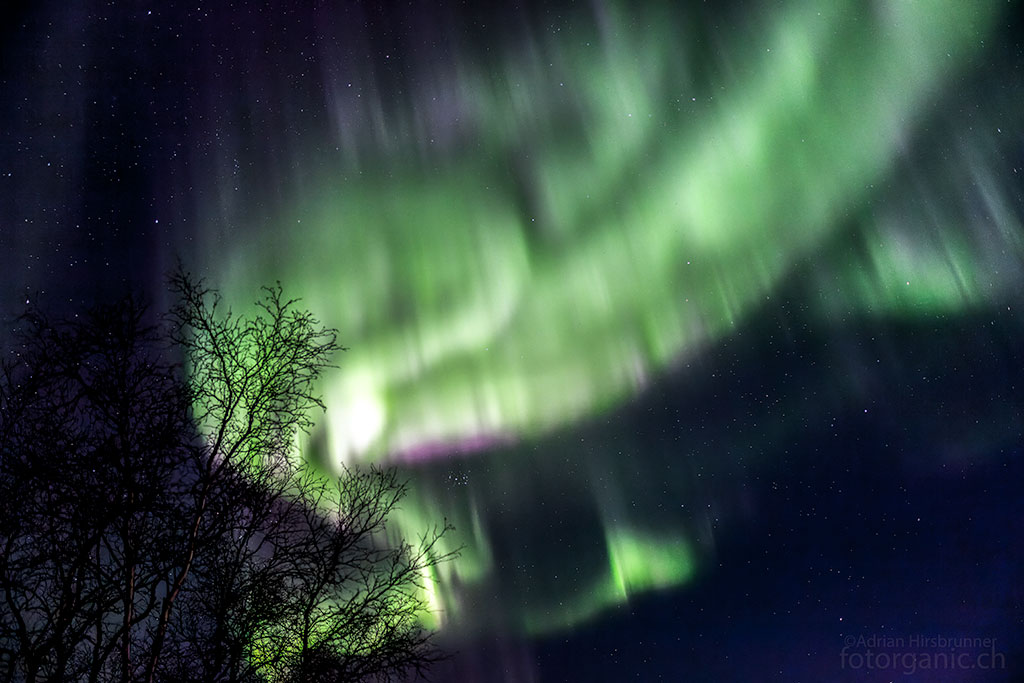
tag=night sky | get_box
[3,1,1023,680]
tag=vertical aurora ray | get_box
[189,0,1024,635]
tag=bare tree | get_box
[0,299,194,683]
[0,272,454,683]
[165,463,451,683]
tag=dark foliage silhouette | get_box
[0,273,453,683]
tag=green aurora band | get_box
[196,0,1024,634]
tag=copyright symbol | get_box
[844,635,856,647]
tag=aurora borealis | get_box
[208,0,1011,466]
[3,0,1024,679]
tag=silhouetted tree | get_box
[0,298,194,683]
[0,272,453,683]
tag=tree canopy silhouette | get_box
[0,272,453,683]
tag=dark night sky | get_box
[2,1,1023,680]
